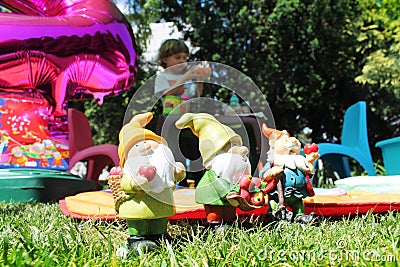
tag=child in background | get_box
[155,39,210,186]
[155,39,208,114]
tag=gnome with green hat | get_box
[108,112,186,254]
[175,113,252,228]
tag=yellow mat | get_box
[64,191,116,217]
[60,189,400,220]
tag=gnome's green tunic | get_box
[117,175,176,236]
[176,113,243,208]
[195,169,232,206]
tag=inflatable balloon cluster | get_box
[0,0,138,169]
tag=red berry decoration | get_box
[110,166,122,175]
[249,177,262,192]
[304,143,319,154]
[249,192,265,206]
[238,175,252,191]
[239,189,251,202]
[138,165,157,181]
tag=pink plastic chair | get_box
[67,108,120,186]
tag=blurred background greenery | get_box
[70,0,399,179]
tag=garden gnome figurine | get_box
[108,112,186,254]
[175,113,252,229]
[259,123,319,223]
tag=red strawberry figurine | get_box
[304,143,319,154]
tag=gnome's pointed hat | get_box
[261,123,288,140]
[175,113,242,165]
[118,112,167,166]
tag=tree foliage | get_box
[355,0,400,140]
[141,1,368,141]
[83,0,400,165]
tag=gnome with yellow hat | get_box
[108,112,185,254]
[175,113,252,228]
[259,123,319,223]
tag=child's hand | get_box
[182,65,211,81]
[195,66,212,80]
[181,65,200,81]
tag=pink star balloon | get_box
[0,0,138,115]
[0,0,137,170]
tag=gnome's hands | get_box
[174,162,186,183]
[120,173,149,193]
[132,175,150,189]
[262,165,284,181]
[304,152,319,174]
[306,152,320,164]
[120,162,157,192]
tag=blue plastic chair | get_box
[317,101,376,178]
[376,136,400,175]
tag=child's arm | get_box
[155,66,207,96]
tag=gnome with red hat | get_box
[259,123,319,223]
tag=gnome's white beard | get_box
[273,154,310,172]
[205,151,251,185]
[123,144,176,193]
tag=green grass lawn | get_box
[0,202,399,266]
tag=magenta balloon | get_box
[0,0,137,115]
